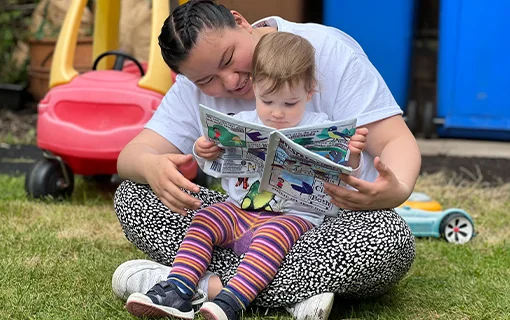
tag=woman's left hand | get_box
[324,156,411,210]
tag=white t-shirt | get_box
[194,110,361,226]
[146,16,402,183]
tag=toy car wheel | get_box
[440,212,474,244]
[25,159,74,199]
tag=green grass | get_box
[1,173,509,319]
[0,128,37,145]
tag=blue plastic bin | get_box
[437,0,510,140]
[323,1,416,111]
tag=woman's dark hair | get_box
[158,0,236,73]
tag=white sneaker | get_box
[285,292,335,320]
[112,259,209,308]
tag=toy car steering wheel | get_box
[92,50,145,76]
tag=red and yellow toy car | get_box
[25,0,197,198]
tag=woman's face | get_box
[178,13,269,100]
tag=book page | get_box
[199,104,272,178]
[260,132,352,215]
[280,118,357,165]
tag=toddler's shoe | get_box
[199,291,243,320]
[112,259,209,311]
[126,281,194,319]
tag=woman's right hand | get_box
[195,136,222,160]
[143,153,202,215]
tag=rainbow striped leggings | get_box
[168,201,313,308]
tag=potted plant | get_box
[27,0,94,101]
[0,1,33,110]
[0,64,29,111]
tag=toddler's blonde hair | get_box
[252,32,316,95]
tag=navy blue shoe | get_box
[199,291,243,320]
[126,281,194,319]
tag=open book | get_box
[198,104,357,214]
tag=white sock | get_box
[197,271,215,296]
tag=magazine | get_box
[198,104,357,214]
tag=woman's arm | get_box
[118,129,182,183]
[117,128,201,215]
[365,115,421,196]
[315,37,420,209]
[325,115,421,210]
[117,74,206,214]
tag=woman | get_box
[112,0,420,318]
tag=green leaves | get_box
[0,1,34,84]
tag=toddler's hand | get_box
[347,127,368,169]
[349,127,369,156]
[195,136,222,160]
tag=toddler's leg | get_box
[126,202,242,318]
[226,215,313,306]
[167,202,242,294]
[200,215,313,320]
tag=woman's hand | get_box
[195,136,222,160]
[325,156,411,210]
[143,153,202,215]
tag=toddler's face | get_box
[254,80,312,130]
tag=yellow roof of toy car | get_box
[399,192,443,211]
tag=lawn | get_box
[0,173,509,320]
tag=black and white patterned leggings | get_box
[114,180,415,308]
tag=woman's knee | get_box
[252,210,415,305]
[324,209,415,296]
[114,180,154,216]
[112,180,195,264]
[113,180,192,236]
[356,209,415,259]
[327,209,415,262]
